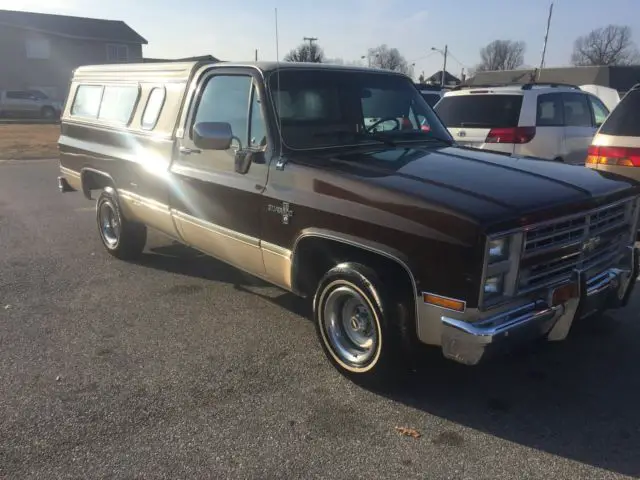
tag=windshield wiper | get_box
[313,130,396,147]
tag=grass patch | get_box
[0,124,60,160]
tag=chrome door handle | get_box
[179,146,201,155]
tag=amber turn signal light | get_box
[423,293,466,312]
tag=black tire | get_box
[313,262,414,386]
[96,189,147,260]
[41,106,55,119]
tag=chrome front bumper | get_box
[439,248,639,366]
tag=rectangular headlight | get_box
[488,237,510,263]
[484,274,504,297]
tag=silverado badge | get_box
[268,202,294,225]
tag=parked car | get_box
[414,83,445,107]
[434,83,610,164]
[586,82,640,237]
[579,84,620,111]
[57,62,639,383]
[0,89,62,119]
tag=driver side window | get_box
[192,75,252,149]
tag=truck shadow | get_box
[134,242,310,318]
[135,241,639,476]
[382,304,640,477]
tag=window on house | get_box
[71,85,103,117]
[107,44,129,62]
[141,87,166,130]
[26,38,51,59]
[98,85,139,124]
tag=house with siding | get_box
[0,9,147,101]
[465,66,640,96]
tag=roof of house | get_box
[0,9,147,44]
[425,70,461,85]
[466,65,640,92]
[144,55,219,63]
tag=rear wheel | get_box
[96,190,146,260]
[41,106,55,119]
[313,262,413,386]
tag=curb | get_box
[0,157,57,163]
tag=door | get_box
[3,91,31,115]
[533,93,565,160]
[562,92,596,165]
[169,69,270,276]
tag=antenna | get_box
[537,2,554,82]
[275,8,285,167]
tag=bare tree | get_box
[367,44,413,75]
[284,43,325,63]
[571,25,639,66]
[475,40,526,72]
[325,58,362,66]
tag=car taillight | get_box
[586,145,640,167]
[485,127,536,144]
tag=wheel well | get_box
[292,236,415,302]
[81,170,114,199]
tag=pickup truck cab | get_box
[58,61,639,383]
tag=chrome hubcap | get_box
[323,285,378,367]
[99,202,120,247]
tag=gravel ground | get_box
[1,160,639,480]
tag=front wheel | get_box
[313,262,411,385]
[96,190,147,260]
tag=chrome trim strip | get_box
[262,241,292,258]
[171,209,260,248]
[60,166,81,178]
[292,229,419,330]
[119,189,171,214]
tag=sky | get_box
[3,0,640,78]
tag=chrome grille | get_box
[518,199,635,294]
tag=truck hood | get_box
[307,145,640,231]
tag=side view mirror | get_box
[193,122,233,150]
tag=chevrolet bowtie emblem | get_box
[582,236,601,253]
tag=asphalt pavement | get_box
[1,160,639,479]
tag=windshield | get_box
[268,69,453,150]
[435,94,523,128]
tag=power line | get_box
[445,51,467,69]
[410,50,438,63]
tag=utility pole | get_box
[538,2,554,81]
[303,37,318,47]
[441,45,448,89]
[255,49,258,61]
[432,45,448,88]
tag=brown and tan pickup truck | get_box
[57,61,639,383]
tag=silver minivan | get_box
[434,83,610,164]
